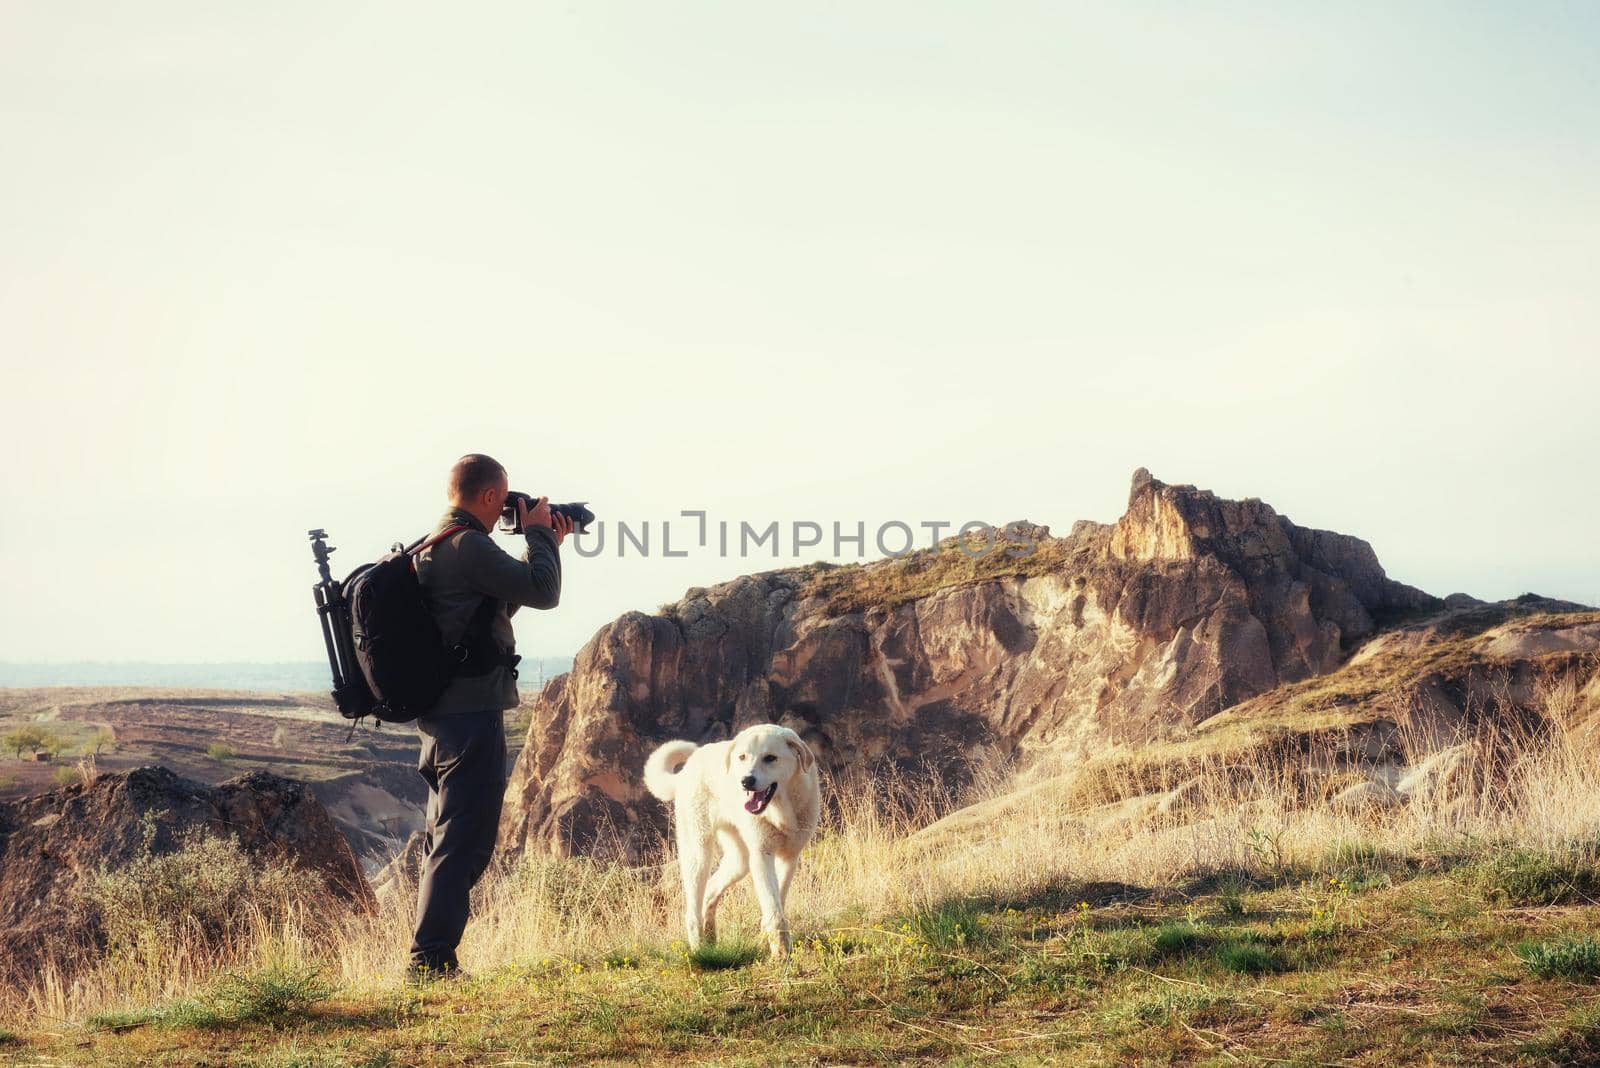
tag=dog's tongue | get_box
[744,783,776,813]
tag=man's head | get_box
[448,453,509,531]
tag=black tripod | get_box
[308,529,373,718]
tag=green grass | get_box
[685,938,763,971]
[86,961,333,1034]
[20,852,1600,1065]
[1216,939,1281,975]
[898,899,990,949]
[1517,937,1600,980]
[1152,920,1207,956]
[1478,847,1600,906]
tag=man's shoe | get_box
[406,961,469,986]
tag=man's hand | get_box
[516,495,574,546]
[549,511,574,546]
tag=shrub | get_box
[1217,878,1249,919]
[209,959,335,1023]
[1518,937,1600,981]
[206,742,238,761]
[80,817,304,958]
[53,765,82,788]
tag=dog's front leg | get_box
[750,848,790,959]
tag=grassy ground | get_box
[10,848,1600,1066]
[5,660,1599,1065]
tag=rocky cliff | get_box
[499,470,1446,860]
[0,766,373,970]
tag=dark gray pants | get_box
[409,707,507,971]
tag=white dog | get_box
[643,724,820,959]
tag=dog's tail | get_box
[643,740,699,803]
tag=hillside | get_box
[0,689,540,871]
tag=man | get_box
[407,453,573,979]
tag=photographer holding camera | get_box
[407,453,573,980]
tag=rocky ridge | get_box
[498,470,1466,860]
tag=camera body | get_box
[499,492,595,536]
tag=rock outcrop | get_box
[905,598,1600,850]
[0,766,373,969]
[499,470,1445,860]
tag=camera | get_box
[499,492,595,536]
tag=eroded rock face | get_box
[499,470,1442,861]
[0,766,373,970]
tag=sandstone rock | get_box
[499,470,1446,860]
[0,766,373,970]
[1480,621,1600,660]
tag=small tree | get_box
[4,726,56,760]
[92,728,114,756]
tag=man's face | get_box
[457,470,509,527]
[484,472,510,516]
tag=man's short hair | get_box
[448,454,507,502]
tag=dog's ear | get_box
[784,731,815,774]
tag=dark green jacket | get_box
[413,507,561,717]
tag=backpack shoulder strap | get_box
[405,524,470,557]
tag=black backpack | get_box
[339,525,508,724]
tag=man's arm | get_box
[455,526,561,610]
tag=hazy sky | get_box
[2,2,1597,666]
